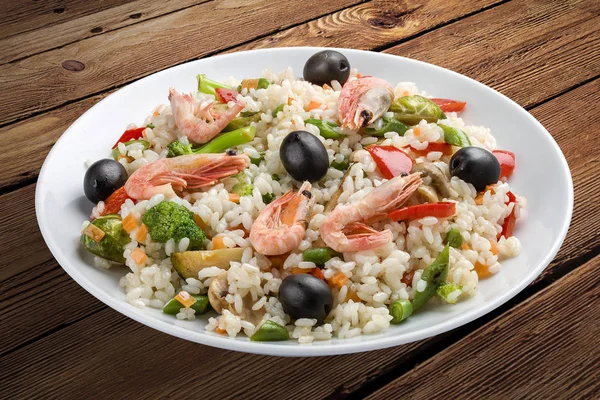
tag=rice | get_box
[83,66,525,344]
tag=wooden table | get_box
[1,1,598,398]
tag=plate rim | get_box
[35,46,574,356]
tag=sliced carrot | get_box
[413,127,421,137]
[356,73,363,78]
[328,272,349,288]
[345,289,361,302]
[475,194,485,205]
[212,236,227,250]
[215,327,227,334]
[291,267,311,274]
[475,186,496,205]
[489,239,498,256]
[461,243,471,251]
[474,261,494,279]
[175,291,197,308]
[240,79,259,90]
[122,213,138,233]
[131,248,147,265]
[228,193,240,203]
[311,268,326,281]
[136,223,148,243]
[287,97,294,106]
[193,214,208,231]
[84,224,105,242]
[306,100,321,111]
[322,83,332,90]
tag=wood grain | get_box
[0,0,133,39]
[0,0,365,127]
[1,78,598,373]
[1,0,597,192]
[0,0,210,64]
[366,254,600,400]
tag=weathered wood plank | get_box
[1,78,598,384]
[2,0,599,191]
[0,0,132,39]
[383,0,600,108]
[0,0,210,64]
[0,0,365,126]
[366,254,600,400]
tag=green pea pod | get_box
[303,247,342,267]
[223,113,262,132]
[412,244,450,311]
[389,299,413,324]
[111,139,150,160]
[250,320,289,341]
[363,117,409,137]
[272,104,285,117]
[440,124,472,147]
[445,229,463,248]
[162,294,210,315]
[390,95,447,125]
[80,214,131,263]
[305,118,345,139]
[195,126,256,153]
[331,156,350,171]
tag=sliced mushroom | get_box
[207,271,266,324]
[208,271,229,314]
[407,184,439,206]
[411,162,452,199]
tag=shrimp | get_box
[320,173,423,253]
[249,182,314,256]
[168,88,245,144]
[124,153,249,200]
[337,77,394,130]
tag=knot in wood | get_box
[62,60,86,72]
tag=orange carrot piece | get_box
[474,261,494,279]
[136,223,148,243]
[287,97,293,105]
[322,83,332,90]
[215,327,227,334]
[131,248,147,265]
[345,289,361,302]
[413,127,421,136]
[193,214,208,231]
[291,267,311,274]
[241,79,259,90]
[212,236,227,250]
[122,213,137,233]
[311,268,326,281]
[84,224,105,242]
[306,100,321,111]
[228,193,240,203]
[461,243,471,251]
[175,291,197,308]
[329,272,349,288]
[489,240,498,256]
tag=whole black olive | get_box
[280,130,329,182]
[449,147,501,192]
[83,159,128,203]
[279,274,333,323]
[303,50,351,86]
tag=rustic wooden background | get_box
[1,0,599,398]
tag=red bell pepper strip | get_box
[498,190,517,238]
[492,150,516,179]
[409,142,453,157]
[366,145,414,179]
[111,127,145,149]
[388,202,456,221]
[430,98,467,112]
[215,88,240,104]
[100,186,132,216]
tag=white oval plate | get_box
[36,47,573,356]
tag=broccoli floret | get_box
[233,182,254,196]
[436,282,463,304]
[167,140,193,158]
[142,201,206,250]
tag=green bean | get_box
[363,117,409,137]
[305,118,345,139]
[412,244,450,311]
[162,294,210,315]
[272,104,285,117]
[303,247,342,267]
[330,156,350,171]
[195,126,256,154]
[390,95,446,125]
[445,229,463,248]
[250,320,289,341]
[389,299,413,324]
